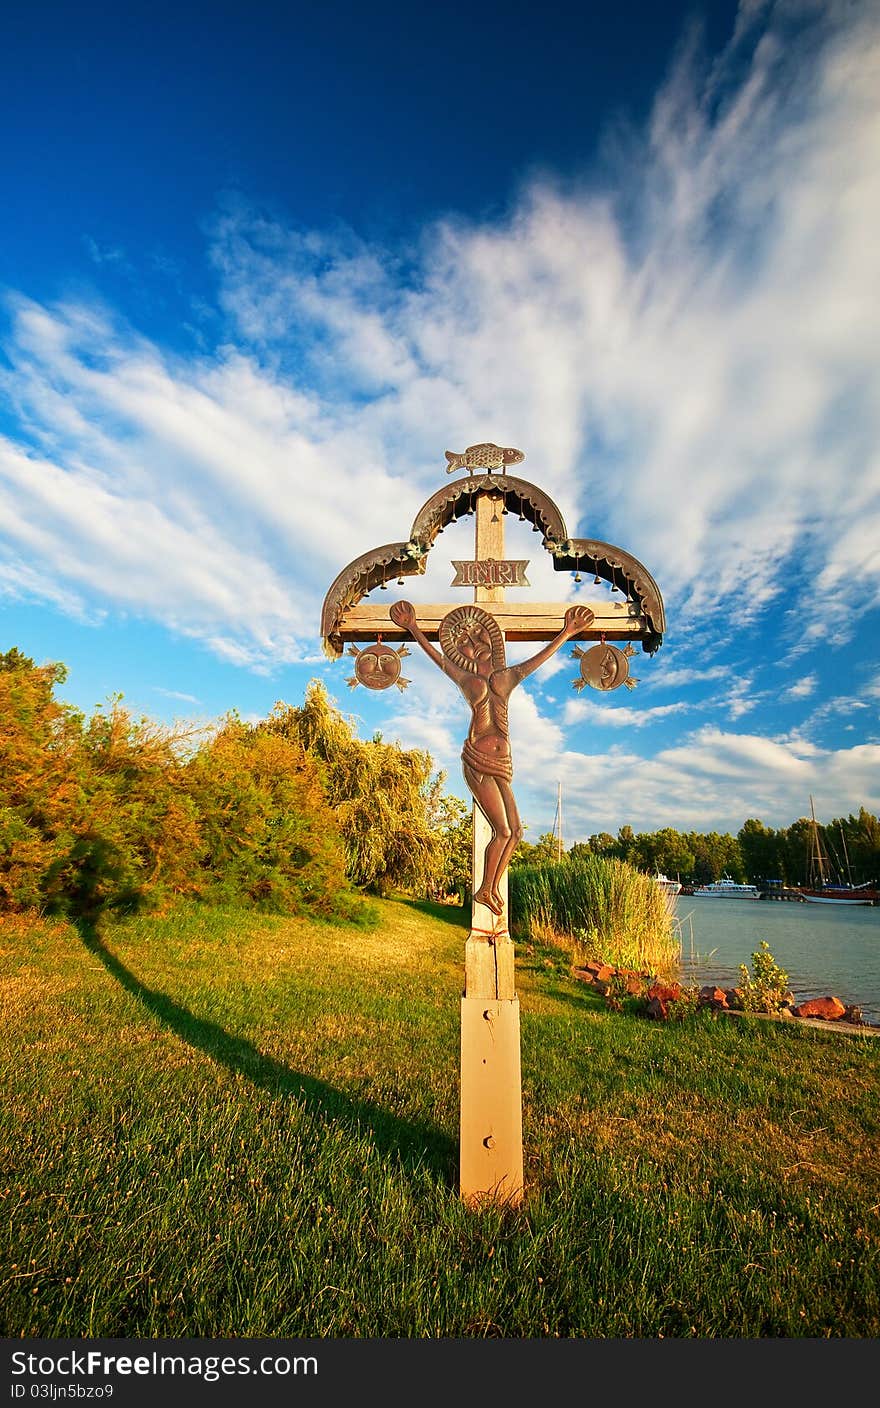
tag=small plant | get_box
[603,970,635,1013]
[665,984,703,1022]
[573,925,602,958]
[738,940,791,1013]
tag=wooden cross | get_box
[322,458,664,1206]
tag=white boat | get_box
[692,876,760,899]
[653,871,681,913]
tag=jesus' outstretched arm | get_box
[497,604,595,693]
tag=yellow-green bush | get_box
[0,649,366,925]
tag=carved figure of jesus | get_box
[389,600,594,915]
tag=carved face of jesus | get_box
[439,606,506,674]
[445,621,494,675]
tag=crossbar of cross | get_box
[335,597,649,642]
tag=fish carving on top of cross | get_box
[320,442,666,1207]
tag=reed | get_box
[510,855,680,976]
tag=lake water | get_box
[672,896,880,1025]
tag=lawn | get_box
[2,898,879,1337]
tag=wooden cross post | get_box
[459,485,524,1206]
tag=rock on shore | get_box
[571,960,874,1031]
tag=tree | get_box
[826,809,880,885]
[737,818,785,886]
[265,682,443,896]
[780,817,814,886]
[650,828,695,879]
[186,713,361,919]
[0,653,202,920]
[616,825,635,862]
[579,833,618,859]
[688,830,744,883]
[852,808,880,881]
[511,832,559,868]
[43,696,203,920]
[427,792,472,904]
[611,827,694,879]
[0,652,365,923]
[0,649,81,910]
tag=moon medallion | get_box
[572,642,638,693]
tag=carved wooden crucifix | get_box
[320,445,665,1206]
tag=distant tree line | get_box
[521,814,880,888]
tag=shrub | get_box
[0,651,369,925]
[186,715,366,922]
[738,940,791,1013]
[265,685,443,896]
[0,649,83,911]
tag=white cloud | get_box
[563,697,691,728]
[152,686,201,705]
[83,237,130,270]
[0,555,94,620]
[642,662,731,691]
[510,721,880,840]
[321,636,880,839]
[715,674,762,721]
[784,672,818,700]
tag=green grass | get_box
[2,898,879,1338]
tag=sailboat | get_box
[795,798,879,905]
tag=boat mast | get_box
[553,780,563,862]
[809,795,828,887]
[839,822,854,885]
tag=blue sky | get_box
[2,0,879,843]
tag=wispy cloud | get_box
[83,236,131,270]
[715,674,761,721]
[152,686,202,705]
[0,555,94,620]
[643,662,731,691]
[563,697,691,729]
[509,720,880,839]
[366,647,880,835]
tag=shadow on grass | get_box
[76,919,457,1185]
[516,954,609,1014]
[397,896,471,930]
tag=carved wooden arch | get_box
[320,541,427,658]
[407,473,569,551]
[550,539,666,655]
[320,473,665,657]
